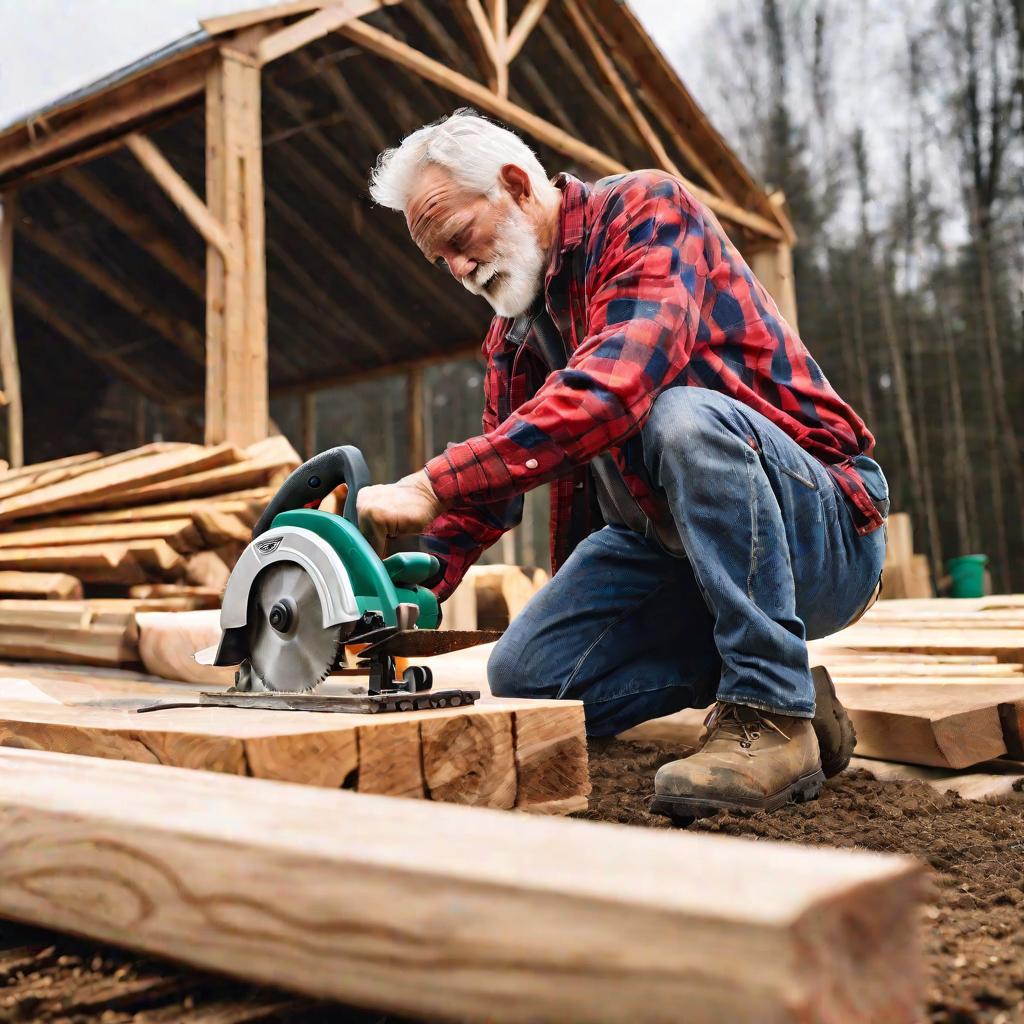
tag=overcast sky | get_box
[0,1,714,131]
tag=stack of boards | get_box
[624,595,1024,800]
[0,437,300,667]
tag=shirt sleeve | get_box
[423,174,709,509]
[419,350,524,602]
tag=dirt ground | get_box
[2,739,1024,1023]
[583,739,1024,1024]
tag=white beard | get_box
[462,206,546,318]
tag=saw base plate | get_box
[193,688,481,714]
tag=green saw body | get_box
[270,508,440,630]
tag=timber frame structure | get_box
[0,0,796,469]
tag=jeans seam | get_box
[744,446,758,600]
[560,579,677,694]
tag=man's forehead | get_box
[406,166,474,251]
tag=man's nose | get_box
[448,254,478,281]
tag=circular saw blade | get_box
[246,562,351,692]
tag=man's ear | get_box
[499,164,532,206]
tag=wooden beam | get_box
[564,0,683,180]
[202,1,324,36]
[0,746,925,1022]
[455,0,503,94]
[339,17,624,177]
[836,681,1024,769]
[12,280,191,413]
[16,220,206,365]
[338,18,785,240]
[506,0,548,61]
[0,53,212,189]
[204,50,269,448]
[0,195,23,468]
[488,0,509,98]
[256,0,398,66]
[407,365,425,471]
[749,241,799,332]
[583,0,788,242]
[125,133,231,258]
[61,166,204,297]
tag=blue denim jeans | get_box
[487,387,888,736]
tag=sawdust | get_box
[583,738,1024,1024]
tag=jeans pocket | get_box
[853,455,890,513]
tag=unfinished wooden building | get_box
[0,0,796,566]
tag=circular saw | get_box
[193,445,498,714]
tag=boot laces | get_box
[702,704,787,757]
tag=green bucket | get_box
[947,555,988,599]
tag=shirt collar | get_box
[554,172,589,253]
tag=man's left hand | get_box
[356,469,450,555]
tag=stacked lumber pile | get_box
[0,437,300,666]
[881,512,933,599]
[623,595,1024,798]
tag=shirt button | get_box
[525,458,539,470]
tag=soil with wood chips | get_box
[1,738,1022,1023]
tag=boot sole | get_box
[811,665,857,778]
[650,767,826,825]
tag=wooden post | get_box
[407,365,426,472]
[0,194,23,468]
[749,241,799,333]
[205,49,268,448]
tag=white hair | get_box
[368,108,555,212]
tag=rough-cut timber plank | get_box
[513,702,590,813]
[107,459,284,507]
[0,542,145,583]
[819,626,1024,662]
[835,681,1024,769]
[0,517,201,552]
[31,488,272,527]
[420,706,517,808]
[0,570,82,599]
[184,549,232,589]
[849,756,1024,802]
[467,563,542,629]
[0,748,926,1023]
[823,662,1021,678]
[136,610,233,686]
[0,687,588,812]
[129,583,222,608]
[0,444,241,521]
[356,716,424,798]
[0,442,183,502]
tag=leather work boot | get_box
[811,665,857,778]
[650,703,825,824]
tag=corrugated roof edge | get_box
[0,28,210,136]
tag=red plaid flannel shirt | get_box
[421,171,882,602]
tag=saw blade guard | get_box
[214,525,360,667]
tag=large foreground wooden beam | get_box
[205,50,268,448]
[0,747,924,1022]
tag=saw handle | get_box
[253,445,370,538]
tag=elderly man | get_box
[357,110,888,822]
